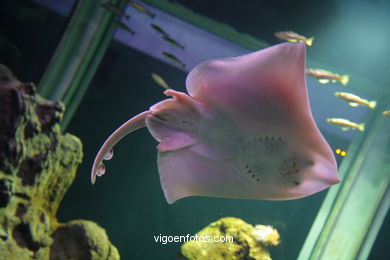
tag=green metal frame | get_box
[143,0,269,51]
[38,0,128,129]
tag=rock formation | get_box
[0,65,119,260]
[180,217,280,260]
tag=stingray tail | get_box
[91,111,151,184]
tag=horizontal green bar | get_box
[144,0,383,99]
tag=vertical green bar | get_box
[298,95,390,260]
[38,0,128,129]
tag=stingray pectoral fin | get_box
[91,110,151,184]
[157,144,247,204]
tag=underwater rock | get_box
[179,217,280,260]
[0,67,119,260]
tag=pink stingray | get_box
[91,42,339,204]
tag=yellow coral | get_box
[251,225,280,246]
[180,217,280,260]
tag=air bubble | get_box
[97,163,105,177]
[103,148,113,160]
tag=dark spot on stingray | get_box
[294,181,300,185]
[305,160,315,166]
[256,178,260,182]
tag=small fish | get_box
[335,148,347,157]
[162,35,185,49]
[382,110,390,117]
[151,73,170,90]
[275,31,314,46]
[129,0,155,18]
[326,118,365,131]
[151,23,169,36]
[115,20,135,35]
[334,92,376,109]
[306,68,349,86]
[162,51,186,68]
[101,2,130,19]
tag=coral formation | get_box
[179,217,280,260]
[0,66,119,260]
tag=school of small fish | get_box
[275,31,390,138]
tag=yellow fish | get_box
[151,73,170,90]
[306,68,349,86]
[275,31,314,46]
[129,0,155,18]
[382,110,390,117]
[335,148,347,157]
[326,118,364,131]
[162,52,186,68]
[334,92,376,109]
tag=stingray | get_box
[91,42,339,204]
